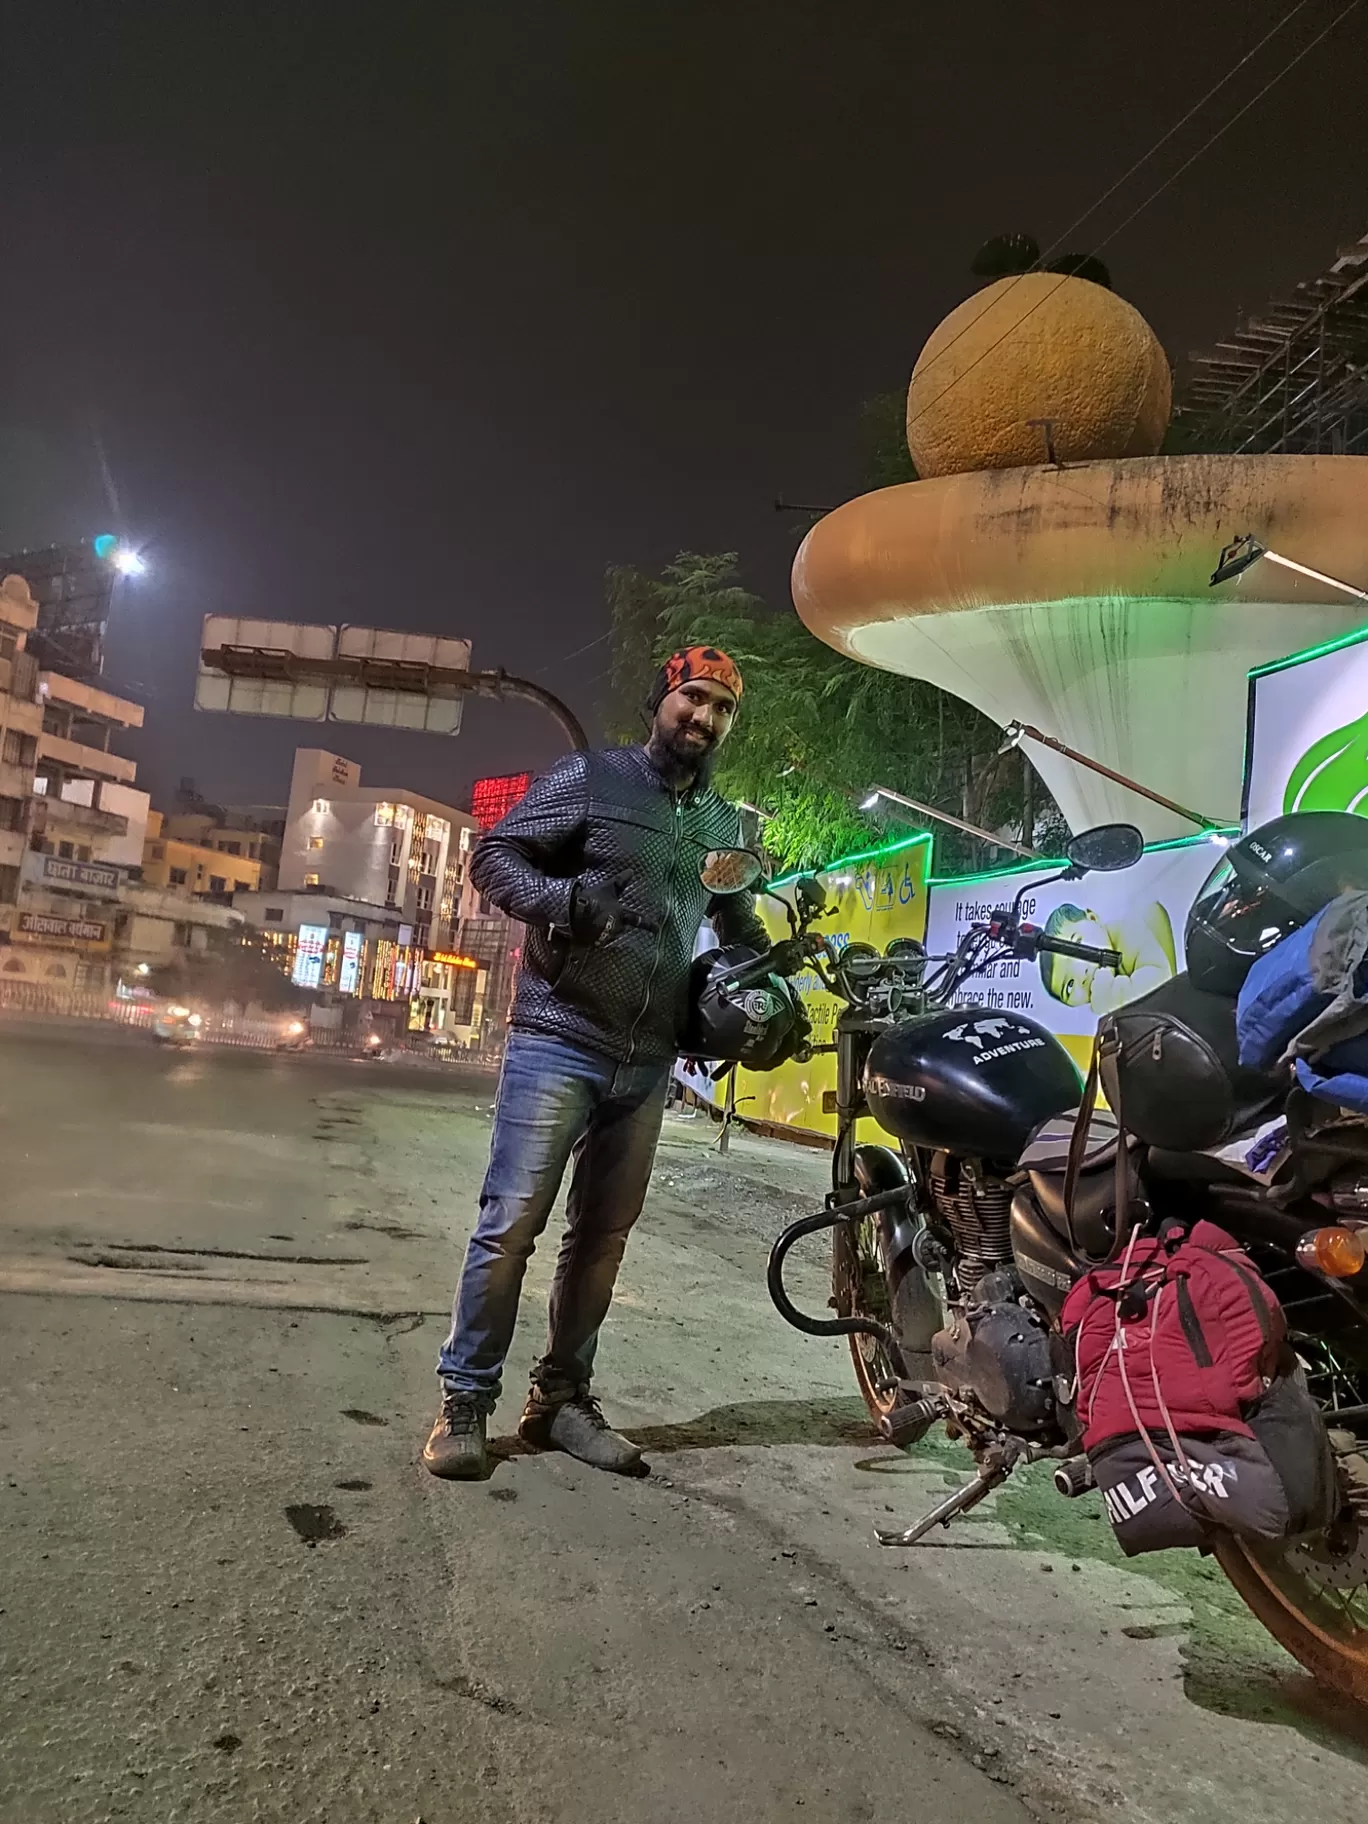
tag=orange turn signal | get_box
[1296,1225,1367,1279]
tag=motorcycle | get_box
[151,1003,203,1047]
[702,830,1368,1705]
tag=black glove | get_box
[568,873,656,946]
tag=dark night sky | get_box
[3,1,1366,814]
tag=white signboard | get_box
[924,837,1224,1070]
[197,617,470,733]
[1244,627,1368,829]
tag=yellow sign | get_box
[732,835,932,1137]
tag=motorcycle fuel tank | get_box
[864,1007,1083,1162]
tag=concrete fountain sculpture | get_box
[791,256,1368,839]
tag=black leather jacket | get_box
[469,745,769,1065]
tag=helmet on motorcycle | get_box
[1185,812,1368,996]
[682,945,807,1069]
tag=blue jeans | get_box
[437,1031,670,1411]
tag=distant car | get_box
[152,1004,203,1047]
[275,1017,311,1052]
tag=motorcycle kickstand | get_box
[874,1456,1016,1548]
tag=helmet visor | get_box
[1189,859,1303,963]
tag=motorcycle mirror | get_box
[1064,823,1144,874]
[794,874,828,915]
[700,847,765,894]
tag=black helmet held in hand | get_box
[682,944,807,1069]
[1185,812,1368,996]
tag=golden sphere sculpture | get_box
[906,272,1172,478]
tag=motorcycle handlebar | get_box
[1031,933,1123,969]
[723,940,803,994]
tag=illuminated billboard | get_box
[471,772,532,830]
[292,923,328,988]
[338,930,364,995]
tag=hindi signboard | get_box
[42,855,120,892]
[16,911,109,947]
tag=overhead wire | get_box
[904,0,1315,396]
[905,0,1366,440]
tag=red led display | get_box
[471,772,532,830]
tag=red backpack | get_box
[1061,1221,1335,1555]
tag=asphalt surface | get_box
[1,1026,1367,1823]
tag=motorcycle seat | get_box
[1017,1112,1131,1260]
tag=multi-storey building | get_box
[0,570,235,997]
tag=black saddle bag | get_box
[1097,973,1282,1153]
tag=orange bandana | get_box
[650,646,744,709]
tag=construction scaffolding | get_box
[1180,229,1368,457]
[0,541,117,680]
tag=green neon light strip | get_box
[927,824,1239,891]
[770,815,1240,899]
[768,828,933,891]
[1248,620,1368,681]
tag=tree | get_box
[148,928,309,1012]
[859,391,918,490]
[604,552,1062,875]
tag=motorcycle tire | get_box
[1213,1439,1368,1708]
[830,1216,935,1444]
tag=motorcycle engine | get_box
[930,1268,1060,1434]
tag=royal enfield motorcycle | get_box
[702,830,1368,1705]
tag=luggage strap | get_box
[1062,1028,1131,1258]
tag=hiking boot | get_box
[518,1388,643,1473]
[422,1393,488,1480]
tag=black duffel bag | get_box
[1097,973,1283,1152]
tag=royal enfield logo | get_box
[866,1074,926,1102]
[944,1017,1046,1067]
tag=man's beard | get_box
[647,723,718,786]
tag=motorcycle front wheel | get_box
[831,1214,933,1441]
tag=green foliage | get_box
[604,552,1056,875]
[149,930,309,1011]
[859,391,918,490]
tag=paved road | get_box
[1,1028,1366,1823]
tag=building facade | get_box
[141,810,263,901]
[161,808,280,890]
[0,570,241,1000]
[232,887,426,1039]
[269,748,491,1037]
[279,749,478,951]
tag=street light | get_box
[1210,534,1368,602]
[94,533,148,577]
